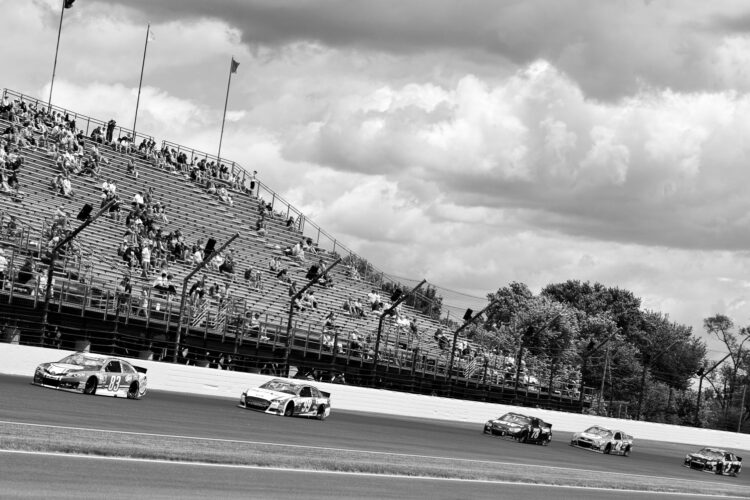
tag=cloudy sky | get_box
[3,0,750,356]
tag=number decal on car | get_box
[108,376,121,392]
[531,428,540,439]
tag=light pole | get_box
[48,0,75,111]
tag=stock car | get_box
[683,448,742,476]
[239,378,331,420]
[32,352,148,399]
[570,425,633,456]
[483,412,552,445]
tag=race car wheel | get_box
[316,405,327,421]
[284,402,294,417]
[603,443,612,455]
[623,446,631,457]
[83,377,97,395]
[127,382,139,400]
[519,432,528,444]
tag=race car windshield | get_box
[583,426,612,438]
[697,449,724,459]
[498,414,529,424]
[57,354,103,369]
[259,380,297,395]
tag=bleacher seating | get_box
[0,88,587,408]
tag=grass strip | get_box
[0,422,745,497]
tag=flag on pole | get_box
[230,58,240,74]
[64,0,75,8]
[148,30,155,42]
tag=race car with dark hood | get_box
[32,352,147,399]
[684,448,742,476]
[239,378,331,420]
[483,412,552,445]
[570,425,633,456]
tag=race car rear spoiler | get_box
[134,365,147,374]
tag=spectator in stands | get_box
[302,289,318,312]
[105,119,116,143]
[285,216,295,229]
[140,243,151,277]
[219,251,236,281]
[60,174,73,198]
[346,263,361,281]
[90,126,103,143]
[353,297,366,317]
[245,312,261,336]
[127,157,139,179]
[132,191,144,210]
[116,276,132,312]
[191,245,204,265]
[288,280,298,298]
[368,289,382,311]
[218,186,233,207]
[349,329,362,357]
[189,275,206,305]
[269,255,281,272]
[256,217,267,237]
[152,272,169,294]
[276,268,290,284]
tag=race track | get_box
[1,375,748,498]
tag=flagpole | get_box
[132,23,150,144]
[217,57,235,162]
[48,0,67,112]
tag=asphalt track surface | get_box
[2,451,739,500]
[1,374,748,498]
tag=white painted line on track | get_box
[0,450,741,498]
[0,420,733,490]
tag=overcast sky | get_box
[3,0,750,357]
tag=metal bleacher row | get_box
[0,88,585,405]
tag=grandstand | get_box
[0,88,593,411]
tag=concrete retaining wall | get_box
[3,344,748,450]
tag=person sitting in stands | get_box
[256,217,267,237]
[59,174,73,198]
[343,296,355,316]
[206,180,217,196]
[353,298,366,318]
[115,276,131,311]
[349,330,363,357]
[276,268,290,284]
[218,186,233,207]
[285,216,295,229]
[191,245,204,265]
[132,191,144,210]
[90,126,104,143]
[152,272,169,294]
[245,311,261,336]
[288,280,298,298]
[219,251,236,281]
[189,275,206,305]
[305,290,318,312]
[284,240,302,258]
[367,289,382,311]
[316,259,333,288]
[269,255,281,272]
[126,157,139,179]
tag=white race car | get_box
[239,378,331,420]
[570,425,633,456]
